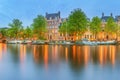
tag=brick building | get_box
[45,11,62,41]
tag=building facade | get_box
[46,11,62,41]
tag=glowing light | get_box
[99,46,103,65]
[72,45,76,62]
[20,45,26,63]
[65,47,68,62]
[84,46,89,65]
[0,44,2,61]
[44,45,48,70]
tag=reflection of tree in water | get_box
[32,45,46,64]
[7,44,32,63]
[91,46,99,64]
[68,46,87,73]
[32,45,117,71]
[7,44,20,62]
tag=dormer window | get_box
[50,17,52,20]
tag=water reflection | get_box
[20,45,26,63]
[32,45,117,69]
[0,44,120,80]
[0,43,7,60]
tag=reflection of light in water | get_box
[98,45,116,66]
[65,47,68,62]
[20,45,26,63]
[77,46,81,63]
[33,45,38,63]
[104,46,107,62]
[0,44,2,60]
[44,45,48,70]
[99,46,103,65]
[109,46,116,65]
[52,45,58,62]
[72,45,76,61]
[0,43,7,61]
[84,46,89,65]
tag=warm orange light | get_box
[77,46,81,63]
[72,45,76,61]
[84,46,89,66]
[44,45,48,70]
[0,44,2,61]
[20,45,26,63]
[111,46,116,65]
[65,47,68,62]
[99,46,103,66]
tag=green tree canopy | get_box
[105,17,117,35]
[90,16,102,39]
[32,15,47,39]
[0,28,7,37]
[68,9,88,34]
[59,21,69,34]
[8,19,23,39]
[24,26,33,39]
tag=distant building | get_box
[45,11,62,40]
[0,27,8,42]
[101,13,114,22]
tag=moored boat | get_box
[7,40,22,44]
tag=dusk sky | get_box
[0,0,120,27]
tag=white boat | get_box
[7,40,22,44]
[82,41,97,45]
[76,38,117,45]
[32,40,45,45]
[61,41,74,45]
[97,40,117,45]
[21,40,32,44]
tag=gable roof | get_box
[46,11,60,20]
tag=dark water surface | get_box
[0,43,120,80]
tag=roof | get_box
[46,11,60,20]
[101,16,115,22]
[115,16,120,22]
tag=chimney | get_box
[102,12,104,17]
[110,13,113,17]
[58,11,60,18]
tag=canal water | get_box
[0,43,120,80]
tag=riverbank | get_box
[5,40,119,45]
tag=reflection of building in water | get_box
[44,45,48,69]
[0,43,7,60]
[32,45,117,71]
[83,46,90,65]
[98,45,116,66]
[65,47,68,62]
[33,45,49,70]
[109,46,116,65]
[72,46,90,65]
[20,45,26,63]
[51,45,59,63]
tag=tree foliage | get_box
[105,17,117,34]
[32,15,47,39]
[59,21,69,34]
[68,9,88,34]
[90,16,102,39]
[8,19,23,39]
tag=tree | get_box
[90,16,102,40]
[59,21,69,40]
[32,15,47,39]
[8,19,23,39]
[0,28,7,38]
[68,8,88,40]
[24,26,33,39]
[105,17,117,40]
